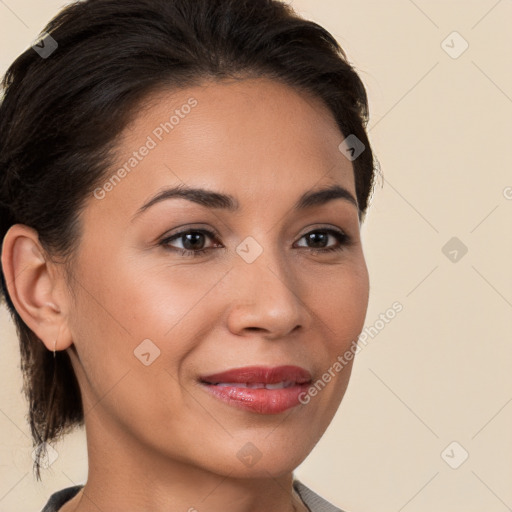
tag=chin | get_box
[208,435,314,479]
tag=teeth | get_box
[213,381,295,389]
[247,382,265,389]
[265,381,289,389]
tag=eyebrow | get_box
[132,183,358,221]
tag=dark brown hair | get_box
[0,0,378,479]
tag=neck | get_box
[60,411,306,512]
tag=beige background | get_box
[1,1,511,511]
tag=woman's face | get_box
[65,78,370,477]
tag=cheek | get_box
[67,251,233,399]
[66,262,192,432]
[65,255,180,396]
[313,258,370,344]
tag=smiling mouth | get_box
[199,364,312,386]
[198,365,313,414]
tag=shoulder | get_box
[293,478,349,512]
[40,485,83,512]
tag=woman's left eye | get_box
[294,229,351,253]
[159,228,351,257]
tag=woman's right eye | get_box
[159,229,221,257]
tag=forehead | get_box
[86,77,356,222]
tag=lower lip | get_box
[200,382,311,414]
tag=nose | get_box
[225,243,312,340]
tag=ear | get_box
[1,224,73,352]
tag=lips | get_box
[199,365,312,414]
[200,365,312,385]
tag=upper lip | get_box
[200,365,312,385]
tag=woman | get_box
[0,0,377,510]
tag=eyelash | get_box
[159,227,352,257]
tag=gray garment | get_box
[40,479,346,511]
[293,479,346,512]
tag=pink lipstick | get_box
[199,365,312,414]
